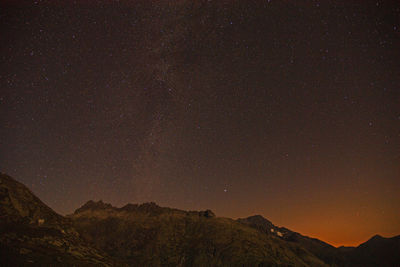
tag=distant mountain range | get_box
[1,173,399,266]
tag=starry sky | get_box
[1,0,399,247]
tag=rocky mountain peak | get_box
[245,215,273,225]
[369,234,384,241]
[74,200,114,214]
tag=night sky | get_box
[1,0,399,247]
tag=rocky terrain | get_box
[238,215,343,265]
[1,173,399,266]
[70,200,326,266]
[0,173,118,266]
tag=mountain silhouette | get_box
[1,173,399,266]
[337,235,400,267]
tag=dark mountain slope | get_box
[238,215,400,266]
[238,215,344,265]
[0,173,117,266]
[70,201,327,266]
[338,235,400,267]
[0,172,64,226]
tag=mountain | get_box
[238,216,400,267]
[238,215,344,265]
[337,235,400,267]
[69,200,326,266]
[0,173,117,266]
[2,173,399,266]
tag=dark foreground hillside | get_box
[0,173,118,266]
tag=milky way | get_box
[1,0,399,246]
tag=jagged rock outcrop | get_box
[74,200,114,214]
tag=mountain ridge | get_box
[69,199,400,266]
[69,199,327,266]
[1,173,399,266]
